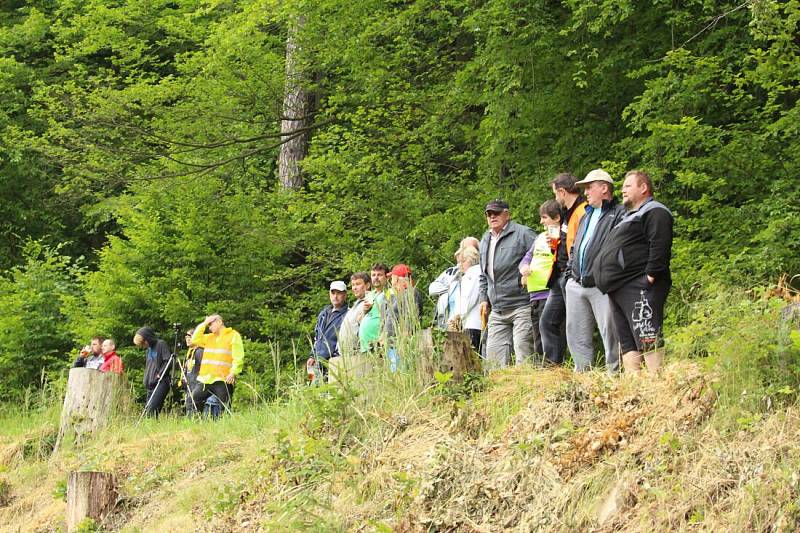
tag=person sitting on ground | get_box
[178,328,204,414]
[308,281,349,381]
[338,272,371,356]
[189,314,244,416]
[384,264,424,371]
[98,338,124,375]
[447,245,483,351]
[133,327,173,416]
[518,200,562,361]
[72,336,104,370]
[429,237,479,329]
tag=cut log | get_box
[55,369,127,451]
[66,471,117,532]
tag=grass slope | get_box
[1,360,799,532]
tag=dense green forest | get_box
[0,0,798,401]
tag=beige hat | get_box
[575,169,613,186]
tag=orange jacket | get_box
[566,200,587,257]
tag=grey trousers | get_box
[564,278,620,373]
[486,304,535,368]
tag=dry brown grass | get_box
[3,361,800,532]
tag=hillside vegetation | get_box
[1,287,799,531]
[0,0,798,403]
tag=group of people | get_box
[308,168,673,378]
[72,336,124,374]
[73,315,245,418]
[307,263,425,379]
[71,168,672,416]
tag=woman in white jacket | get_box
[447,246,483,351]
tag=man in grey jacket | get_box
[479,199,537,367]
[564,169,626,373]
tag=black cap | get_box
[485,199,509,212]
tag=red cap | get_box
[391,263,412,278]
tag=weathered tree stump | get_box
[55,369,127,451]
[416,327,437,381]
[441,331,482,381]
[418,329,481,383]
[66,471,117,532]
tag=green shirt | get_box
[358,290,382,352]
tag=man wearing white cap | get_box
[308,281,349,378]
[564,169,626,372]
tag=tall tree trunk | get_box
[278,16,310,191]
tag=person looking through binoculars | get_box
[187,314,244,416]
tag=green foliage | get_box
[0,241,82,401]
[670,283,800,425]
[0,0,798,404]
[52,478,67,502]
[75,517,99,533]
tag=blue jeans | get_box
[387,347,399,372]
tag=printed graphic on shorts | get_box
[632,289,657,346]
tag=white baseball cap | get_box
[575,169,613,186]
[329,281,347,292]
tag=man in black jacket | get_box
[564,169,626,372]
[595,170,673,375]
[133,327,173,416]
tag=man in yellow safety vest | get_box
[188,314,244,415]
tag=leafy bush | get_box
[0,241,83,401]
[670,282,800,423]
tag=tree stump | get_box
[418,329,481,383]
[55,369,127,451]
[441,331,482,381]
[416,327,437,381]
[66,471,117,532]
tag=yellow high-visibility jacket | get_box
[190,326,244,384]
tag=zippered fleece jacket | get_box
[566,198,627,288]
[479,221,537,311]
[594,198,674,294]
[312,305,347,361]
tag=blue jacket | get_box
[312,305,347,360]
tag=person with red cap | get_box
[383,264,424,371]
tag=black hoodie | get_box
[136,327,172,389]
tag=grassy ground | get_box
[1,288,799,531]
